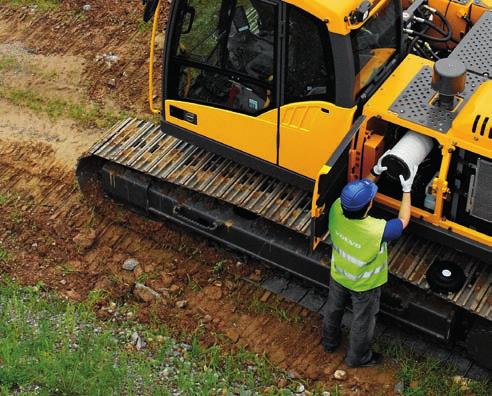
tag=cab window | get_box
[170,0,277,115]
[284,5,335,104]
[351,0,399,96]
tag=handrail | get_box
[148,0,161,115]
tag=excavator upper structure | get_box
[77,0,492,368]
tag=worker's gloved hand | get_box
[399,165,419,193]
[372,150,391,176]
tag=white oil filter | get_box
[382,131,434,180]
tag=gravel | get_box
[122,258,139,271]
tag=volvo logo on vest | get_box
[335,230,362,249]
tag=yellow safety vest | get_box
[328,199,388,292]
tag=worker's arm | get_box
[398,192,412,229]
[398,165,418,230]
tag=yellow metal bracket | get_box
[148,0,161,115]
[348,0,388,30]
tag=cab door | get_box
[278,5,356,180]
[165,0,279,164]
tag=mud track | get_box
[0,139,397,392]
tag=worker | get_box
[321,152,418,367]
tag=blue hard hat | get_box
[341,179,378,212]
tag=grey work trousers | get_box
[322,277,381,366]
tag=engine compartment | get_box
[351,116,491,244]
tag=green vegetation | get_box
[0,248,9,262]
[249,295,301,324]
[376,339,491,396]
[0,194,7,205]
[0,87,123,129]
[0,0,59,11]
[137,19,153,33]
[212,259,227,274]
[0,280,296,395]
[0,56,20,72]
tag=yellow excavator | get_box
[77,0,492,368]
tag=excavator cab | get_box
[158,0,403,186]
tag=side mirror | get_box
[143,0,160,23]
[181,6,196,34]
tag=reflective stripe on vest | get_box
[333,261,387,281]
[332,243,387,268]
[328,198,388,292]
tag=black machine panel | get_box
[451,11,492,77]
[390,67,486,133]
[445,150,492,236]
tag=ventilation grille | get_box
[470,159,492,223]
[471,115,492,139]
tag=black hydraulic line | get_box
[412,8,453,43]
[407,36,419,54]
[413,42,429,58]
[424,43,442,60]
[407,24,429,55]
[423,19,449,39]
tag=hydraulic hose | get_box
[413,8,453,43]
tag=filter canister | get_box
[382,131,434,180]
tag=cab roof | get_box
[284,0,381,35]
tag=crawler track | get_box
[81,119,491,321]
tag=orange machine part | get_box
[361,133,386,178]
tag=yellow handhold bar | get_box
[149,0,161,115]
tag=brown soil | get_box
[0,0,169,113]
[0,2,398,393]
[0,139,397,393]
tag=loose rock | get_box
[295,384,305,393]
[169,284,181,293]
[205,285,222,300]
[73,229,97,249]
[277,378,288,388]
[394,382,404,394]
[322,392,331,396]
[161,273,174,287]
[133,283,161,303]
[333,369,347,381]
[130,331,146,350]
[96,52,120,68]
[82,4,91,12]
[287,370,301,380]
[122,258,139,271]
[175,300,188,309]
[107,78,116,88]
[249,269,262,282]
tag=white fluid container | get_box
[382,131,434,180]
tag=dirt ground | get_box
[0,2,399,393]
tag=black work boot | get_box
[347,351,384,368]
[321,337,340,353]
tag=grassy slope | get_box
[0,279,297,395]
[0,0,59,11]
